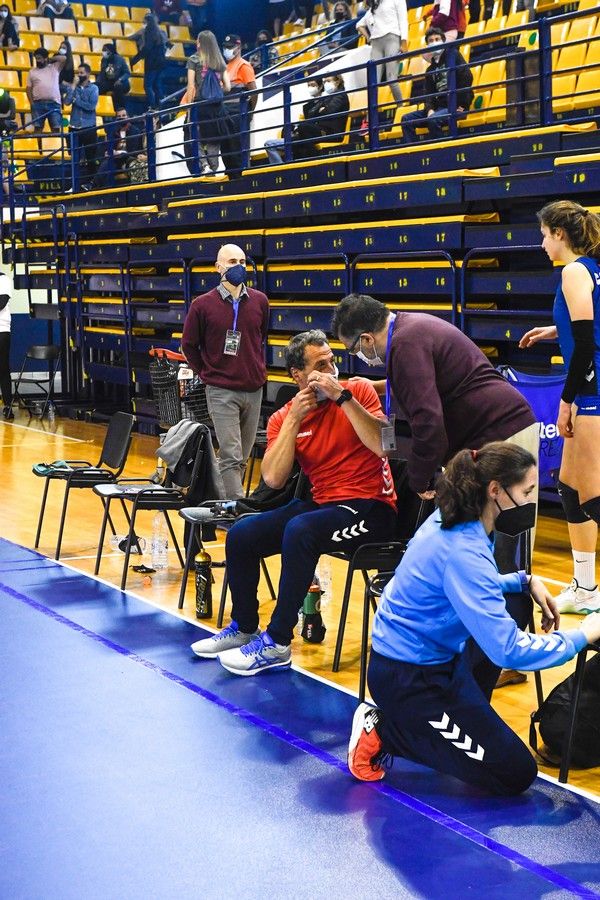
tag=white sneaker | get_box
[554,579,600,615]
[218,631,291,676]
[190,621,260,658]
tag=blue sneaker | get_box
[218,631,291,676]
[191,621,260,659]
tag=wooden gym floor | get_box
[1,412,598,798]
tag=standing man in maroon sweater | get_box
[182,243,269,498]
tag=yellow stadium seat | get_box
[552,72,577,112]
[505,10,529,29]
[52,18,77,34]
[41,134,70,156]
[585,39,600,65]
[478,59,506,90]
[166,41,186,60]
[551,21,570,45]
[27,15,53,32]
[131,58,144,74]
[96,93,114,116]
[12,90,30,113]
[168,25,191,41]
[13,14,28,30]
[579,0,600,8]
[572,67,600,107]
[12,135,39,156]
[116,38,136,56]
[485,85,507,124]
[567,14,598,44]
[12,159,29,182]
[43,33,64,52]
[129,75,144,95]
[19,32,41,51]
[130,7,150,21]
[12,0,37,12]
[71,3,84,16]
[0,69,21,89]
[100,20,123,37]
[5,49,30,69]
[464,19,486,39]
[108,4,130,21]
[77,20,100,35]
[86,52,102,71]
[483,15,507,34]
[68,34,91,53]
[556,41,585,71]
[91,36,108,53]
[86,4,108,20]
[459,89,492,127]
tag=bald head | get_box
[216,244,246,268]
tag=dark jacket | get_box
[97,51,130,90]
[107,118,144,157]
[301,90,350,136]
[0,18,19,48]
[425,48,473,112]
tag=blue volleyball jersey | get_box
[553,255,600,398]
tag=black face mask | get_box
[334,11,345,19]
[494,486,536,537]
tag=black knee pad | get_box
[581,496,600,525]
[557,480,589,524]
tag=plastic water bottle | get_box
[47,402,55,425]
[150,513,169,570]
[317,558,332,608]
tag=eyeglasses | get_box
[347,333,363,356]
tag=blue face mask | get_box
[223,264,246,287]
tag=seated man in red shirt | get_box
[190,329,397,675]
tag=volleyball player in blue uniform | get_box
[347,443,600,795]
[520,201,600,614]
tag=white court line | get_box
[1,421,86,442]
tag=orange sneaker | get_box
[348,703,386,782]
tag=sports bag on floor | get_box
[529,653,600,768]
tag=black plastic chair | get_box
[93,426,213,590]
[33,411,134,559]
[9,344,61,418]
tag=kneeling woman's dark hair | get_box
[436,442,536,529]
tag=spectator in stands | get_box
[248,29,279,75]
[131,13,168,111]
[269,0,294,38]
[187,0,210,39]
[347,442,596,793]
[189,329,398,676]
[520,201,600,616]
[0,90,17,198]
[92,107,143,189]
[357,0,408,106]
[425,0,466,42]
[57,38,75,105]
[223,34,258,111]
[182,243,269,497]
[97,43,131,110]
[265,73,348,164]
[186,29,230,175]
[37,0,76,21]
[333,293,538,696]
[0,270,12,418]
[153,0,191,26]
[324,2,359,53]
[0,6,20,50]
[400,27,472,142]
[26,48,66,133]
[64,63,98,185]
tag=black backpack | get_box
[529,653,600,768]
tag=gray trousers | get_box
[205,384,263,499]
[370,33,403,105]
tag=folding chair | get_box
[33,411,134,559]
[558,641,600,784]
[93,425,216,590]
[10,344,61,418]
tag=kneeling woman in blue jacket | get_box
[348,442,600,795]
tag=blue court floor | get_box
[1,537,600,900]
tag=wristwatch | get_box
[335,388,353,406]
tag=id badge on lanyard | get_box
[224,298,242,356]
[382,316,397,453]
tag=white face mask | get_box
[58,48,67,55]
[355,338,384,367]
[307,85,320,97]
[323,81,336,93]
[223,47,235,61]
[0,11,8,18]
[313,363,341,402]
